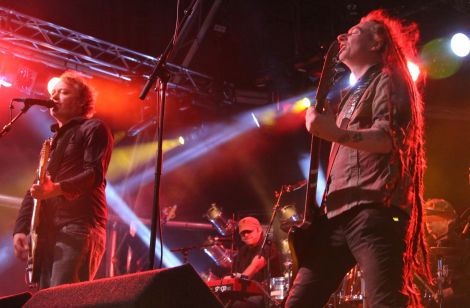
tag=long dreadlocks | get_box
[361,10,431,307]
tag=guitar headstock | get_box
[314,40,340,112]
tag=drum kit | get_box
[196,186,304,305]
[173,192,469,307]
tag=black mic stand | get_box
[0,101,31,138]
[257,186,286,307]
[257,186,285,257]
[139,0,199,270]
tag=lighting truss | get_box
[0,6,213,95]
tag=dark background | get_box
[0,0,469,297]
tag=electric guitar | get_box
[26,138,52,286]
[288,41,341,279]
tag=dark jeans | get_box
[39,224,105,289]
[285,205,409,308]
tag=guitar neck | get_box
[303,134,322,223]
[301,40,340,224]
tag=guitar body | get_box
[288,41,340,280]
[288,222,312,278]
[26,138,52,286]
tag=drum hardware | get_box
[280,239,291,256]
[204,203,236,236]
[202,236,233,268]
[337,265,365,305]
[279,204,302,232]
[275,181,305,232]
[414,271,440,306]
[270,277,289,301]
[170,243,217,265]
[435,254,449,307]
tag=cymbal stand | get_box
[435,255,448,308]
[170,244,210,264]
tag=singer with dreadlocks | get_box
[286,9,429,307]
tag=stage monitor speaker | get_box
[0,291,32,308]
[24,264,222,307]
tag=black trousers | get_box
[285,205,409,308]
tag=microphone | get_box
[13,98,55,108]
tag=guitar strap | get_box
[322,65,382,204]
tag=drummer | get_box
[424,198,458,246]
[423,199,470,307]
[228,216,282,307]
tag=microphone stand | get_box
[257,186,284,257]
[139,0,199,270]
[257,186,286,307]
[0,102,32,138]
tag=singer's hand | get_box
[305,106,340,141]
[30,175,62,199]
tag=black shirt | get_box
[233,237,282,282]
[14,117,114,234]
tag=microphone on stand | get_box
[13,98,55,108]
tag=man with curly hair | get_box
[13,71,114,289]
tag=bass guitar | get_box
[26,138,52,287]
[288,40,341,279]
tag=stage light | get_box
[292,97,311,113]
[450,33,470,57]
[105,184,182,268]
[0,77,12,87]
[251,112,261,128]
[15,67,37,94]
[349,73,357,86]
[47,77,61,95]
[178,136,185,145]
[407,61,420,81]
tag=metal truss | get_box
[0,6,213,95]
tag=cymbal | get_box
[429,246,466,256]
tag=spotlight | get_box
[0,77,12,87]
[291,97,311,113]
[47,77,61,95]
[349,73,357,86]
[251,112,260,128]
[450,33,470,57]
[407,61,420,81]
